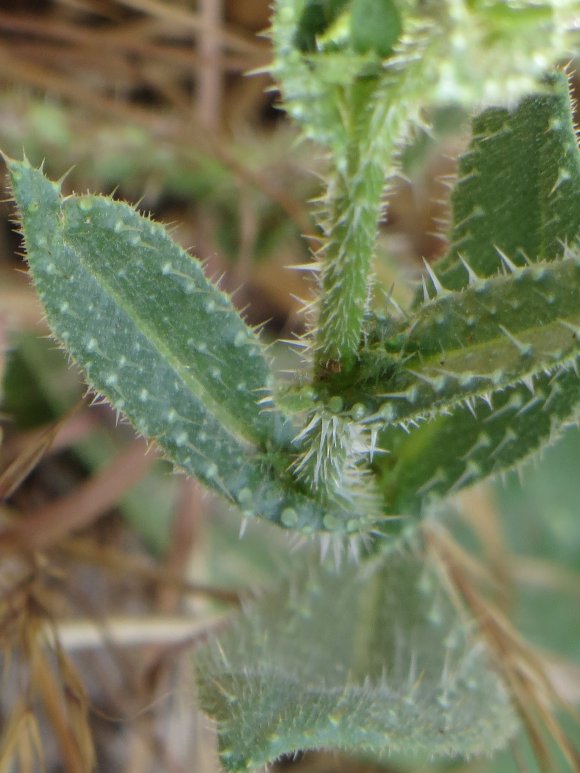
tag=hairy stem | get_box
[314,28,437,376]
[315,141,386,373]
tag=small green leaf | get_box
[294,0,349,52]
[433,73,580,291]
[376,370,580,514]
[353,256,580,430]
[196,542,518,772]
[350,0,402,57]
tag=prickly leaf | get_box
[6,158,381,535]
[354,256,580,429]
[370,78,580,514]
[350,0,402,56]
[196,542,518,772]
[273,1,577,155]
[377,370,580,514]
[431,73,580,292]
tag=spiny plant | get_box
[4,0,580,770]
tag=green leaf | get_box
[368,76,580,514]
[376,370,580,514]
[352,256,580,430]
[8,155,277,470]
[433,73,580,292]
[350,0,402,57]
[196,542,518,772]
[6,157,382,535]
[294,0,349,52]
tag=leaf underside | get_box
[196,543,518,772]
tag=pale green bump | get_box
[327,395,344,413]
[233,330,247,347]
[322,513,340,530]
[281,508,299,527]
[238,488,253,507]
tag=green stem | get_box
[315,139,386,374]
[314,31,437,378]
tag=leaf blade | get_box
[368,76,580,513]
[354,257,580,430]
[376,370,580,514]
[433,73,580,291]
[197,543,518,771]
[7,158,385,534]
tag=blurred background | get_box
[0,1,579,771]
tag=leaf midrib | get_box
[60,228,265,451]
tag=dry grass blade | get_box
[0,1,310,230]
[30,643,93,772]
[17,710,46,773]
[156,478,203,611]
[0,438,156,552]
[0,554,93,772]
[512,556,580,599]
[0,45,167,129]
[1,409,99,468]
[198,0,224,131]
[0,400,84,500]
[50,613,231,651]
[0,12,247,72]
[427,526,580,773]
[0,702,35,773]
[112,0,265,56]
[458,485,514,612]
[544,657,580,706]
[54,639,95,770]
[60,536,242,605]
